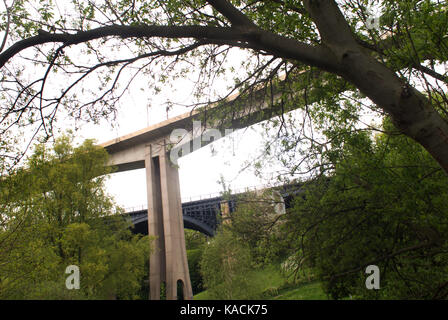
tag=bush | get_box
[200,228,258,299]
[187,249,204,295]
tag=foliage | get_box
[187,248,204,295]
[199,190,290,299]
[0,0,447,301]
[184,229,208,294]
[282,118,448,299]
[0,134,151,299]
[270,281,328,300]
[0,0,447,177]
[184,228,208,250]
[199,227,256,299]
[225,189,288,265]
[195,263,298,300]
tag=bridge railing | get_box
[122,184,274,213]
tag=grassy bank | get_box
[193,264,328,300]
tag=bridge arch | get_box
[128,209,215,237]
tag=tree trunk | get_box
[303,0,448,175]
[339,48,448,174]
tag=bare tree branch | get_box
[0,24,336,72]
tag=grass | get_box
[271,281,328,300]
[194,265,285,300]
[193,264,328,300]
[193,288,212,300]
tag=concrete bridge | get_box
[99,74,302,300]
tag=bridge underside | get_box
[99,74,301,301]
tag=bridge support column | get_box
[145,143,193,300]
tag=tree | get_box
[200,227,255,299]
[199,190,288,299]
[0,134,151,299]
[0,0,447,176]
[225,189,287,265]
[282,119,448,299]
[184,229,208,294]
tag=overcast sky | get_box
[0,1,388,211]
[71,68,277,211]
